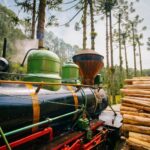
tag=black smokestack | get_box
[2,38,7,58]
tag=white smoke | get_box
[12,39,38,63]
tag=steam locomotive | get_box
[0,47,118,150]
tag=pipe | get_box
[2,38,7,58]
[0,127,11,150]
[20,48,38,67]
[80,87,87,108]
[0,128,53,150]
[0,109,82,138]
[0,80,101,89]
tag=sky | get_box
[0,0,150,69]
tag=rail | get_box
[0,109,82,138]
[0,80,101,88]
[0,79,102,94]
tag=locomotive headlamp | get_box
[0,57,9,72]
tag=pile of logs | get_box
[120,77,150,150]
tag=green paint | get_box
[27,50,60,73]
[94,74,102,85]
[86,129,92,141]
[62,61,80,84]
[24,49,61,90]
[0,127,11,150]
[77,117,89,130]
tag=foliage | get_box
[10,62,27,74]
[44,31,79,64]
[101,66,149,100]
[0,4,26,57]
[96,0,117,13]
[147,37,150,51]
[143,69,150,76]
[15,0,63,38]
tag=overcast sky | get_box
[47,0,150,69]
[0,0,150,69]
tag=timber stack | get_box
[120,77,150,150]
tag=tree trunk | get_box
[120,106,138,112]
[121,89,150,96]
[118,14,123,87]
[124,85,150,90]
[121,97,150,106]
[122,124,150,135]
[31,0,36,39]
[106,11,109,69]
[82,0,88,49]
[122,102,150,112]
[121,111,150,118]
[132,22,137,77]
[89,0,95,50]
[109,10,113,68]
[125,78,150,85]
[123,93,150,98]
[127,137,150,150]
[129,132,150,143]
[105,11,111,102]
[123,114,150,126]
[133,81,150,85]
[37,0,46,48]
[133,77,150,79]
[137,40,143,76]
[123,96,150,101]
[109,10,115,104]
[123,37,129,78]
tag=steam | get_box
[12,39,38,63]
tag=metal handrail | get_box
[0,80,102,89]
[0,109,82,139]
[0,127,11,150]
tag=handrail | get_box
[0,109,82,138]
[0,80,102,89]
[0,127,11,150]
[20,48,37,67]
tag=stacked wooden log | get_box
[120,77,150,150]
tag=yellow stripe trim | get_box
[67,86,78,109]
[26,84,40,132]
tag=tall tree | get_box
[131,21,137,76]
[127,15,145,76]
[98,0,116,67]
[97,0,117,104]
[88,0,96,50]
[37,0,46,48]
[118,13,123,86]
[56,0,96,50]
[136,36,143,76]
[109,6,116,103]
[112,0,138,79]
[96,0,110,68]
[82,0,88,49]
[31,0,36,39]
[15,0,37,39]
[0,4,25,56]
[106,10,109,69]
[135,28,146,76]
[122,32,129,78]
[15,0,63,39]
